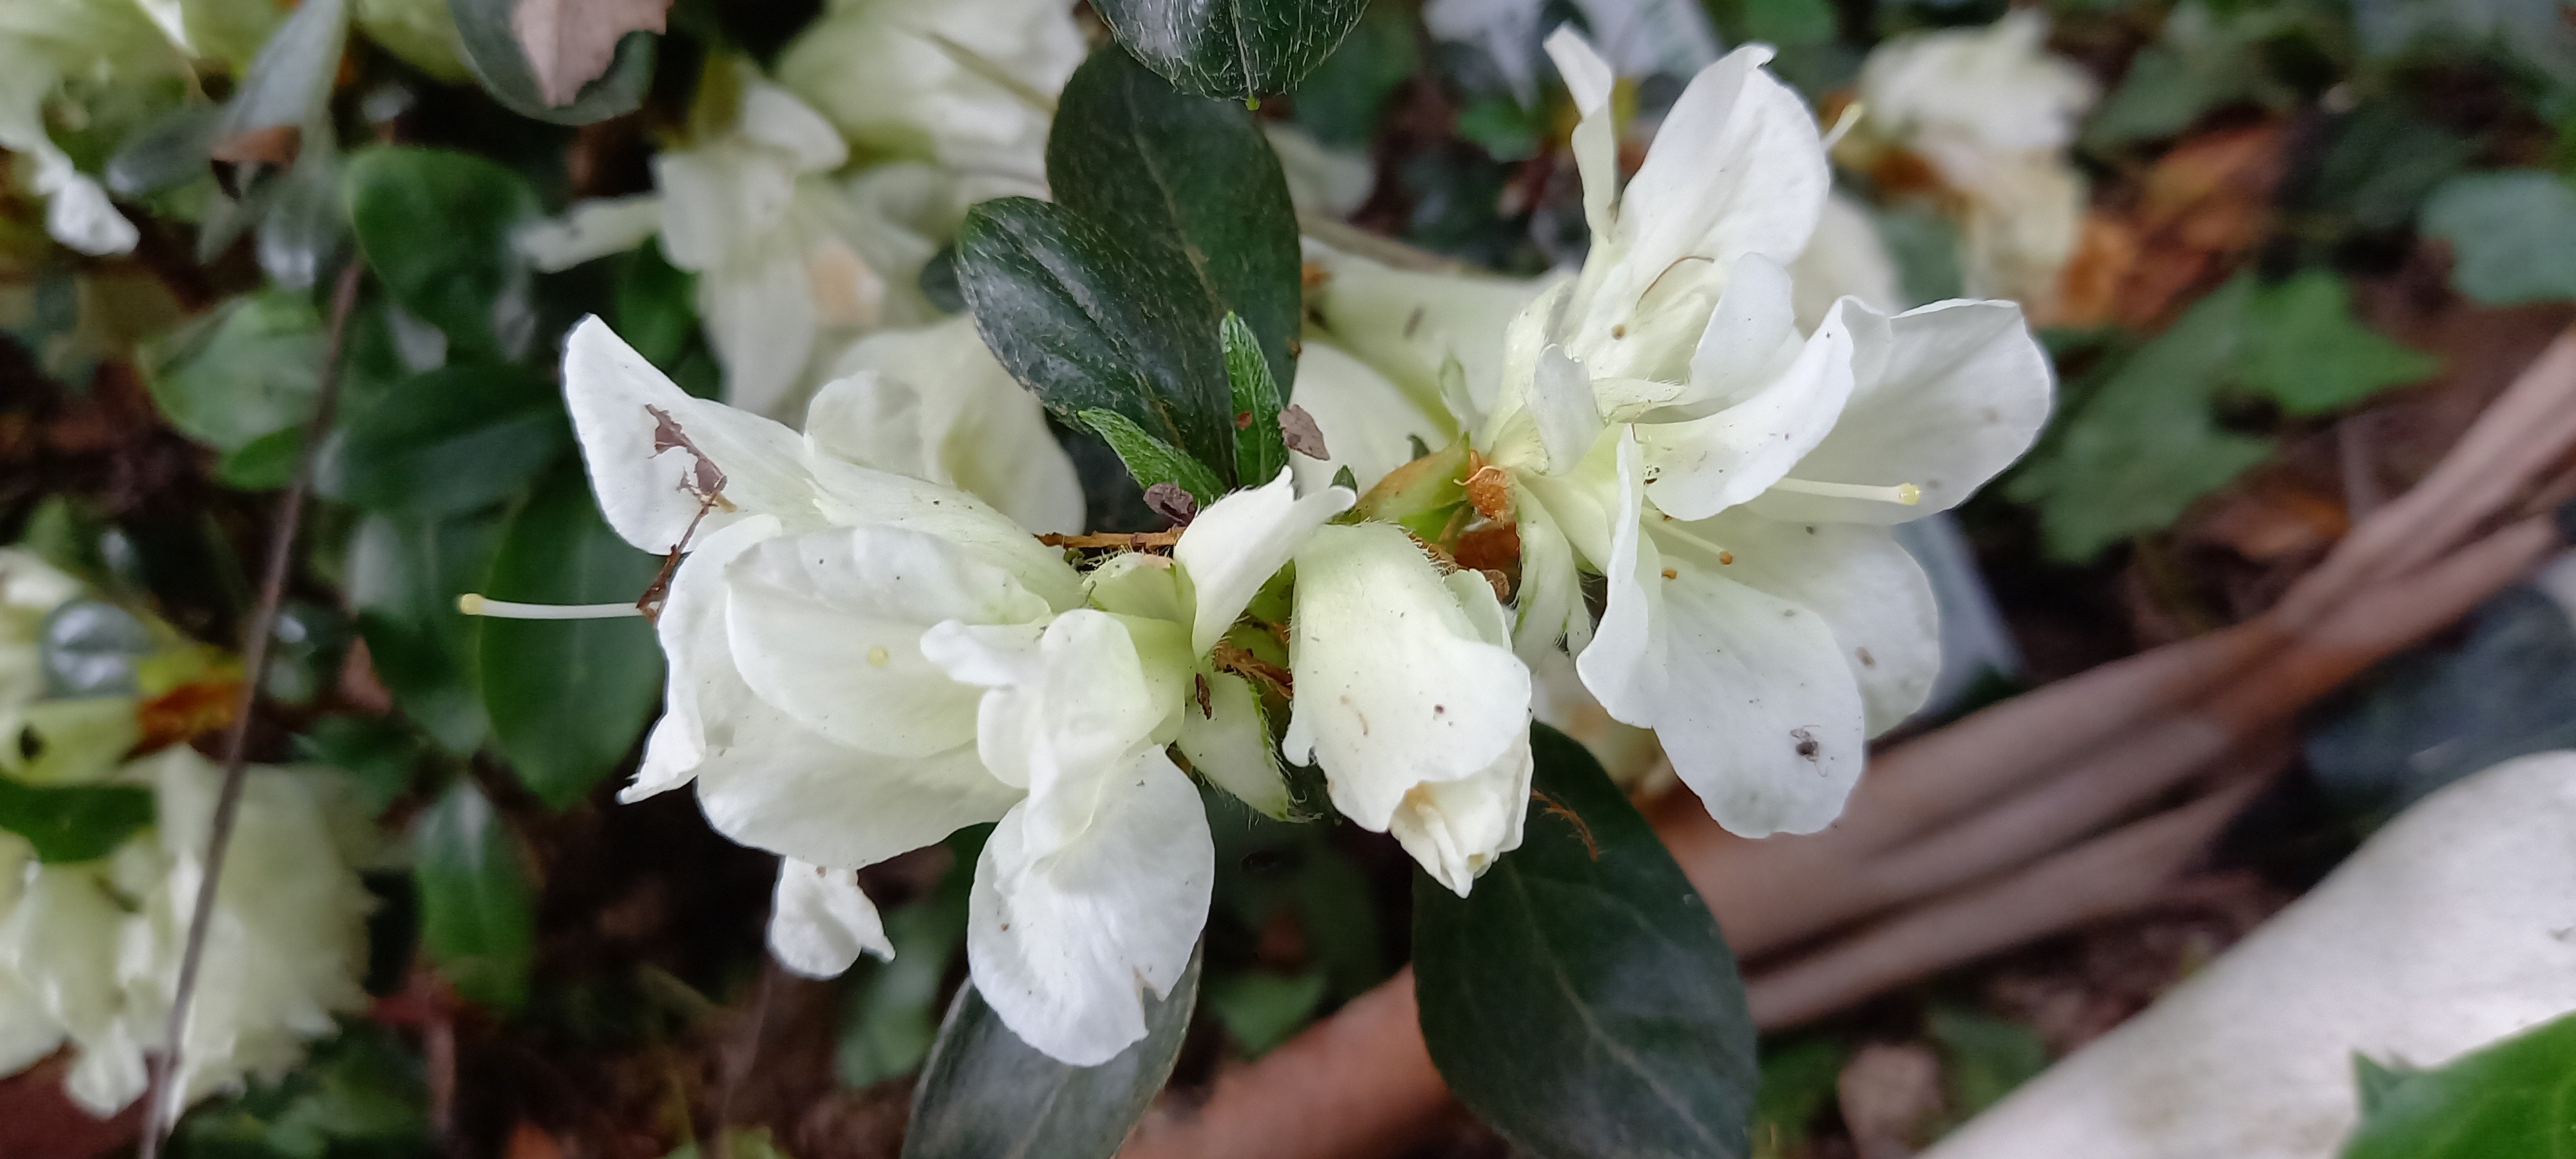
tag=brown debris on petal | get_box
[1279,405,1331,459]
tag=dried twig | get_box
[138,261,364,1156]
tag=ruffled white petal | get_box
[724,525,1047,759]
[1748,298,2053,525]
[628,514,784,800]
[1638,300,1857,521]
[769,860,893,977]
[1678,511,1940,736]
[1173,470,1354,657]
[1544,28,1620,240]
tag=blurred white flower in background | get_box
[774,0,1082,197]
[814,316,1084,535]
[1848,11,2099,306]
[0,747,373,1118]
[0,0,182,256]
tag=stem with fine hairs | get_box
[138,259,364,1157]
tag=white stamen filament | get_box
[1770,477,1921,505]
[457,594,644,619]
[1820,101,1866,151]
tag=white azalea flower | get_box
[518,73,938,417]
[1285,522,1534,895]
[0,746,370,1118]
[0,0,182,256]
[811,316,1083,535]
[774,0,1082,196]
[1850,12,2098,306]
[554,319,1374,1063]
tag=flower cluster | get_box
[549,28,2050,1067]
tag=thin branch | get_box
[139,260,364,1156]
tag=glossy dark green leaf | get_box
[958,50,1302,483]
[902,946,1202,1159]
[294,714,426,816]
[477,464,664,807]
[0,776,155,863]
[1224,313,1290,487]
[342,147,539,357]
[412,780,535,1011]
[2341,1011,2576,1158]
[348,512,498,755]
[1046,50,1302,409]
[1093,0,1367,101]
[447,0,656,125]
[339,362,571,516]
[144,288,325,453]
[1413,724,1759,1159]
[1079,409,1228,505]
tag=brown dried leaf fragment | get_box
[1278,405,1331,459]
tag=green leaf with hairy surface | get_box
[339,363,571,516]
[477,464,664,807]
[0,776,153,863]
[902,945,1202,1159]
[413,780,535,1011]
[2238,272,2441,414]
[1413,724,1759,1159]
[2423,171,2576,305]
[957,50,1301,484]
[144,288,324,453]
[447,0,656,124]
[348,512,498,756]
[1080,409,1229,505]
[2340,1011,2576,1157]
[1224,313,1291,487]
[1092,0,1368,102]
[343,147,540,357]
[2005,278,2274,561]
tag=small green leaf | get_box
[343,146,540,357]
[348,512,499,755]
[477,464,664,807]
[1079,409,1229,505]
[144,288,325,453]
[902,945,1202,1159]
[1092,0,1369,102]
[2423,171,2576,305]
[2340,1011,2576,1158]
[216,426,305,490]
[1753,1037,1849,1156]
[2238,270,2441,415]
[1204,969,1327,1057]
[1413,724,1759,1159]
[1927,1007,2050,1120]
[446,0,656,124]
[1290,6,1419,149]
[1224,313,1291,487]
[413,780,536,1012]
[338,362,571,516]
[0,776,154,863]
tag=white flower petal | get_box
[1544,27,1620,240]
[1286,523,1533,832]
[514,194,664,273]
[769,860,893,977]
[1510,502,1590,660]
[1652,566,1868,837]
[1749,298,2053,525]
[36,160,138,256]
[1176,671,1290,818]
[1084,552,1188,625]
[1791,191,1902,330]
[694,705,1017,868]
[1305,245,1544,419]
[1530,345,1605,475]
[925,610,1173,849]
[653,146,800,272]
[1287,339,1453,496]
[1390,735,1531,897]
[1617,44,1829,278]
[966,746,1211,1066]
[1573,434,1668,723]
[697,252,820,419]
[1678,511,1940,735]
[627,514,784,800]
[1173,470,1355,657]
[1679,253,1804,412]
[816,317,1084,534]
[738,79,850,173]
[1638,301,1856,521]
[0,966,64,1077]
[725,525,1048,757]
[562,316,826,552]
